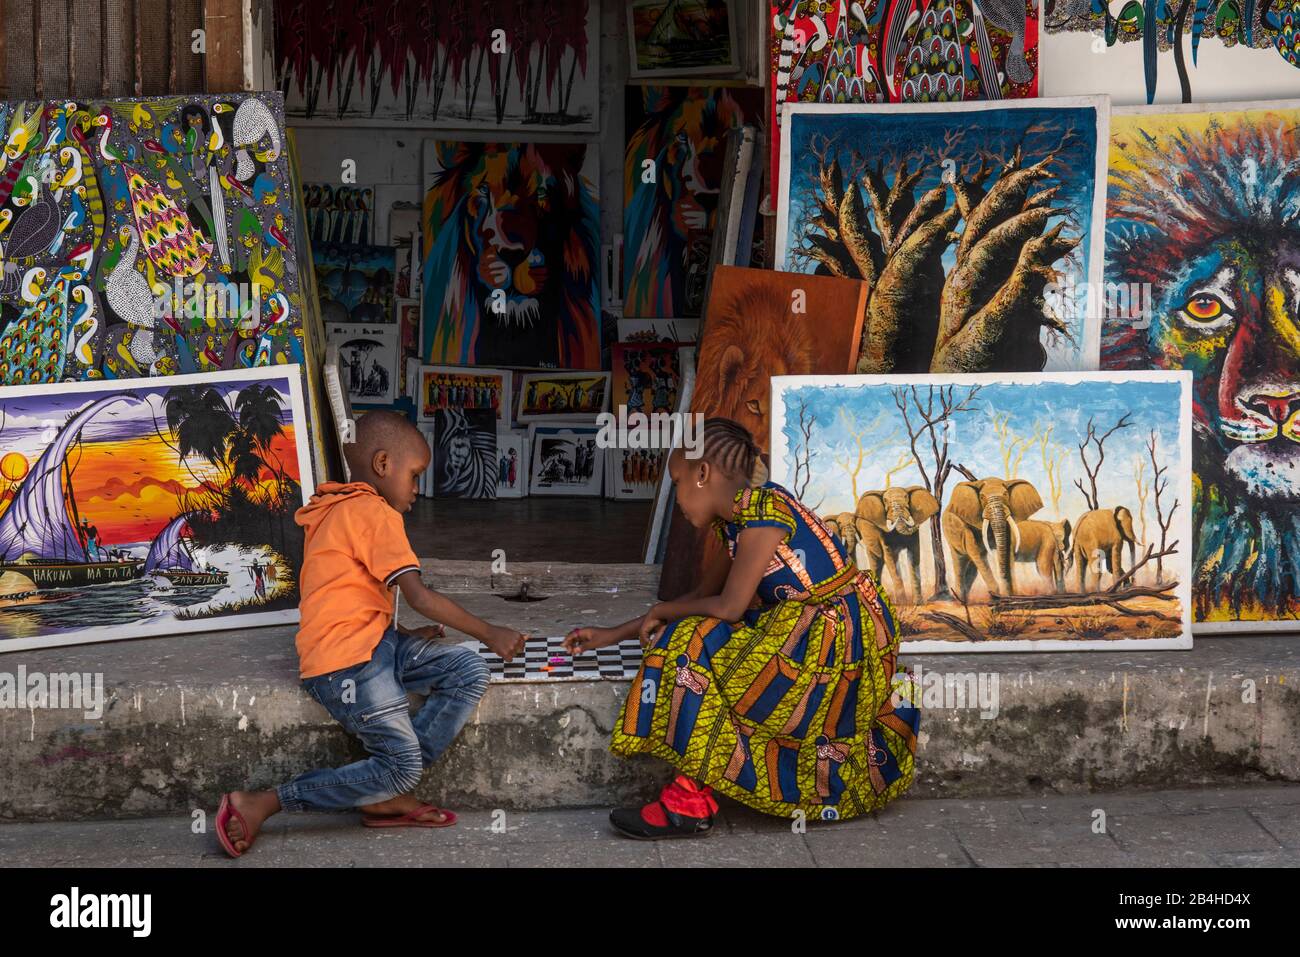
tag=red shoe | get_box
[609,775,719,840]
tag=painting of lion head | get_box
[1104,108,1300,620]
[422,141,600,369]
[657,266,868,599]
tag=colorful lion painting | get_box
[622,85,762,319]
[420,141,600,369]
[1102,104,1300,626]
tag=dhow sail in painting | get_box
[0,393,145,586]
[143,512,228,587]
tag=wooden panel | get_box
[203,0,245,92]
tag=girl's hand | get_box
[638,616,666,648]
[408,624,446,640]
[564,627,618,654]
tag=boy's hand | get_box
[564,627,618,654]
[408,624,446,640]
[482,625,528,662]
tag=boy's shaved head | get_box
[345,411,425,473]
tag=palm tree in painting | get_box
[235,384,284,459]
[162,381,300,574]
[165,385,238,474]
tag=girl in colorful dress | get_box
[566,418,919,839]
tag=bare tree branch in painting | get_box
[1035,423,1067,517]
[1110,542,1180,594]
[832,406,896,503]
[892,384,983,599]
[990,411,1033,478]
[1073,412,1133,511]
[1147,429,1179,584]
[789,397,816,500]
[1132,454,1150,547]
[881,451,913,489]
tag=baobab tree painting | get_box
[276,0,599,129]
[776,98,1108,375]
[770,371,1193,651]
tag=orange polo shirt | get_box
[293,482,422,679]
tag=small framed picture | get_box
[415,365,512,426]
[528,424,604,497]
[616,317,699,344]
[608,442,666,501]
[396,298,421,392]
[516,371,611,423]
[626,0,740,79]
[323,342,357,480]
[431,408,498,499]
[328,323,399,405]
[496,429,530,498]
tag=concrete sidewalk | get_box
[2,785,1297,867]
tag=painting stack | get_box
[3,0,1300,656]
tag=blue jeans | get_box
[277,628,490,812]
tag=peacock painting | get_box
[0,92,304,385]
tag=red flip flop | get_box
[362,803,457,828]
[216,793,254,858]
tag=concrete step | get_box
[417,558,662,595]
[1,562,1298,822]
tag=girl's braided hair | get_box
[699,417,769,486]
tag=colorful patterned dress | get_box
[611,483,920,821]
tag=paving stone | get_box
[505,840,661,868]
[1211,851,1300,867]
[807,823,972,867]
[1245,805,1300,848]
[1109,809,1282,856]
[955,821,1130,867]
[658,833,816,868]
[1157,785,1300,814]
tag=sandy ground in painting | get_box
[892,595,1184,643]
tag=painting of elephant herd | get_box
[771,372,1194,651]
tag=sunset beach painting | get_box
[0,367,313,651]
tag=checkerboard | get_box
[479,636,645,682]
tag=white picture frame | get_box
[516,370,611,424]
[496,430,530,499]
[626,0,741,79]
[527,424,604,497]
[413,365,513,427]
[0,367,315,652]
[328,323,400,405]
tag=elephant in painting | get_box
[821,512,862,565]
[1013,519,1072,593]
[1071,507,1138,592]
[941,478,1044,602]
[855,486,941,604]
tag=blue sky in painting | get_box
[0,377,296,458]
[776,379,1183,526]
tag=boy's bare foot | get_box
[223,790,281,853]
[361,793,453,825]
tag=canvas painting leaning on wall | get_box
[769,371,1194,651]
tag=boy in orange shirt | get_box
[216,411,526,856]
